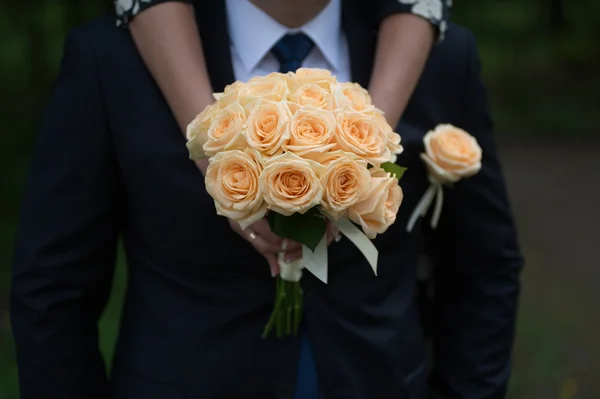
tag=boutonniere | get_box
[407,124,482,232]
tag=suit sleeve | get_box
[10,31,121,399]
[375,0,451,42]
[428,32,524,399]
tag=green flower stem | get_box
[262,277,284,338]
[262,277,304,339]
[276,278,285,338]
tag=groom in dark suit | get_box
[11,0,523,398]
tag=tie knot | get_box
[271,33,315,73]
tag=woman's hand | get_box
[227,217,300,276]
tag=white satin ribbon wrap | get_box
[406,177,444,233]
[277,218,379,284]
[277,252,304,282]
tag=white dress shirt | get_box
[224,0,351,83]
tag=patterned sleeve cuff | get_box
[115,0,192,28]
[377,0,452,43]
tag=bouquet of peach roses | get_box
[186,68,406,338]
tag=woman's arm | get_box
[369,13,435,128]
[369,0,450,127]
[129,2,213,133]
[127,2,213,172]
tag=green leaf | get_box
[380,162,407,180]
[268,209,326,252]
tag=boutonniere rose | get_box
[407,124,482,232]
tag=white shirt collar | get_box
[225,0,342,74]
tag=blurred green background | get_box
[1,1,599,398]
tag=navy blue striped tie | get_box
[271,33,315,73]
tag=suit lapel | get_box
[194,0,235,92]
[341,0,377,88]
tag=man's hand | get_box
[228,217,341,276]
[278,221,340,262]
[228,218,296,276]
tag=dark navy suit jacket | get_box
[11,1,523,397]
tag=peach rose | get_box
[304,150,360,166]
[186,103,219,159]
[332,82,372,111]
[220,81,244,96]
[334,108,391,166]
[421,124,482,184]
[239,73,289,113]
[259,152,325,216]
[245,100,291,156]
[202,102,248,157]
[287,83,333,113]
[366,108,404,162]
[214,81,245,109]
[284,105,337,157]
[289,68,337,90]
[205,148,267,229]
[348,168,403,239]
[320,157,371,220]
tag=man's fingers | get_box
[228,218,282,276]
[245,230,282,276]
[282,239,302,252]
[253,219,303,252]
[283,224,338,260]
[229,217,313,274]
[248,232,283,255]
[281,223,341,257]
[227,218,244,236]
[326,234,334,246]
[282,249,302,263]
[326,221,341,246]
[252,220,284,246]
[266,253,280,277]
[326,222,339,237]
[229,218,281,252]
